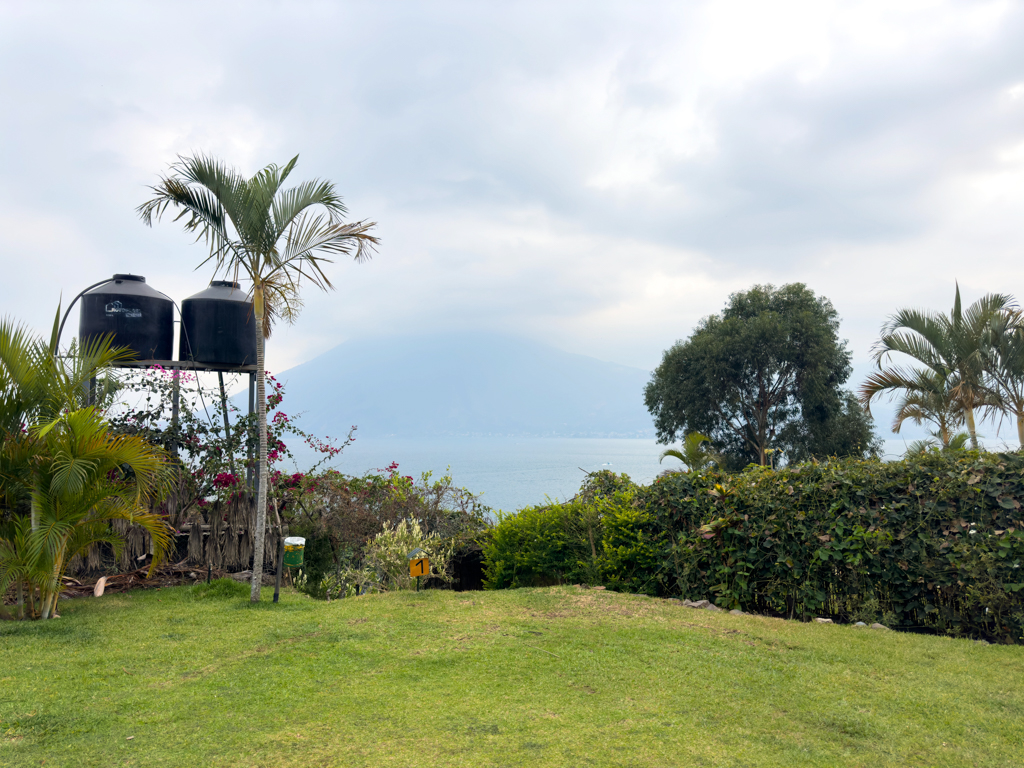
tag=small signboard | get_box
[409,557,430,578]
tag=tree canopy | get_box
[644,283,879,469]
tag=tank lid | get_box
[183,281,251,303]
[112,274,145,283]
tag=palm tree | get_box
[983,309,1024,446]
[659,432,719,472]
[0,315,170,619]
[905,432,970,456]
[1,313,134,532]
[860,285,1013,450]
[24,407,173,619]
[138,154,379,601]
[879,368,965,448]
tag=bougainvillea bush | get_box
[483,453,1024,643]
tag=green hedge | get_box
[483,454,1024,643]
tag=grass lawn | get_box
[1,582,1022,767]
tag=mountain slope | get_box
[265,332,654,439]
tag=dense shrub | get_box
[482,473,643,590]
[483,456,1024,643]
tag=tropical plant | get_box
[904,432,970,456]
[137,154,379,601]
[9,407,173,619]
[983,308,1024,446]
[885,368,966,448]
[659,432,719,472]
[861,284,1013,450]
[0,313,175,619]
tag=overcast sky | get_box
[2,1,1023,445]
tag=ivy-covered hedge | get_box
[482,453,1024,643]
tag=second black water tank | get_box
[79,274,174,361]
[179,281,257,367]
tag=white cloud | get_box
[1,0,1023,446]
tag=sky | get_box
[1,1,1023,446]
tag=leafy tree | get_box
[860,284,1012,450]
[138,154,379,601]
[644,283,877,469]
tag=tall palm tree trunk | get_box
[965,406,979,450]
[1017,411,1024,447]
[250,287,269,602]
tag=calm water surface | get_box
[283,437,938,513]
[286,437,666,512]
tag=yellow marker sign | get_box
[409,557,430,578]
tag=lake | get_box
[282,437,929,513]
[284,437,667,512]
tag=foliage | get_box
[861,284,1013,450]
[482,472,642,590]
[0,314,174,620]
[658,432,718,472]
[289,465,491,598]
[483,501,595,589]
[905,432,971,456]
[645,283,879,469]
[362,519,454,591]
[484,455,1024,643]
[138,153,379,601]
[106,366,348,516]
[983,307,1024,445]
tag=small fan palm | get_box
[904,431,971,457]
[659,432,719,472]
[138,154,379,601]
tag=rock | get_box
[683,599,711,609]
[870,623,889,630]
[729,609,744,616]
[814,618,833,624]
[975,639,990,645]
[854,622,867,627]
[704,603,722,612]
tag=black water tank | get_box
[79,274,174,361]
[179,281,256,367]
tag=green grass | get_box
[1,582,1022,767]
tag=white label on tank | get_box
[104,301,142,319]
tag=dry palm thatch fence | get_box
[65,490,285,578]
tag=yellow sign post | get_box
[408,548,429,592]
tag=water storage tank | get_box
[179,281,257,367]
[79,274,174,361]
